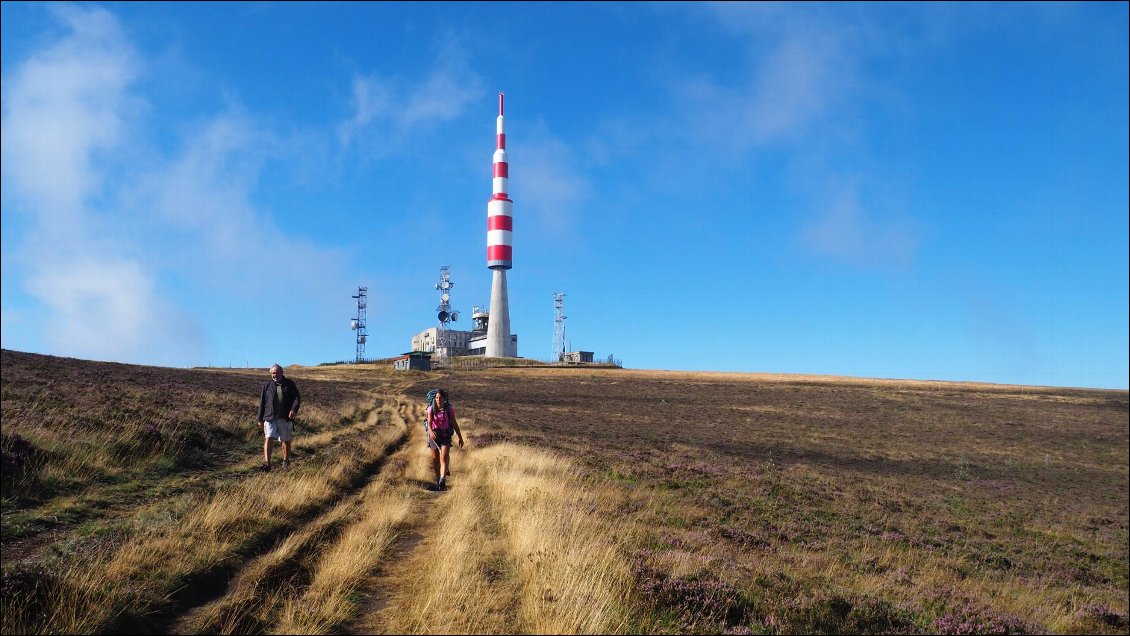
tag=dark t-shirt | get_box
[259,377,300,421]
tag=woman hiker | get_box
[426,388,464,491]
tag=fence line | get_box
[434,356,622,371]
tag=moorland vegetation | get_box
[1,349,1127,634]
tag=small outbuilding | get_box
[559,351,594,364]
[393,351,432,371]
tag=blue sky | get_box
[2,2,1127,389]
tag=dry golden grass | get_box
[440,367,1127,633]
[380,476,516,634]
[182,499,361,634]
[274,479,413,634]
[2,555,125,634]
[170,400,418,635]
[482,445,633,633]
[376,441,635,634]
[2,399,407,635]
[3,352,1126,635]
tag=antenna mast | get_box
[553,292,566,361]
[351,286,368,363]
[435,266,460,362]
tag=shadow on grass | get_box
[113,417,412,635]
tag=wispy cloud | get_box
[1,5,345,365]
[1,4,139,234]
[0,4,198,363]
[133,106,347,296]
[510,123,594,235]
[670,3,861,150]
[337,33,485,149]
[798,180,918,267]
[664,3,923,267]
[744,27,849,143]
[27,260,204,364]
[140,109,276,260]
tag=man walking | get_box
[258,363,301,471]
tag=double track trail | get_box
[165,389,629,635]
[2,352,634,635]
[6,353,1124,634]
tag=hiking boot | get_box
[262,461,272,472]
[282,459,290,470]
[438,476,447,491]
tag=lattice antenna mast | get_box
[553,292,566,361]
[434,266,460,362]
[350,286,368,363]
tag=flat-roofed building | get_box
[393,351,432,371]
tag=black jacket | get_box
[258,377,301,422]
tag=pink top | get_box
[427,404,455,431]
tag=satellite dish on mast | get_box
[451,311,459,321]
[351,320,359,330]
[438,310,450,322]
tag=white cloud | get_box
[2,5,355,367]
[0,4,139,234]
[746,29,848,142]
[337,34,484,149]
[141,110,270,259]
[3,4,323,366]
[509,125,594,234]
[28,260,202,365]
[798,181,918,267]
[131,107,347,296]
[0,308,26,350]
[661,4,925,267]
[340,74,391,140]
[0,4,200,364]
[669,4,864,151]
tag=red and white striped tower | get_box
[485,92,514,357]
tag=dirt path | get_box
[341,405,442,634]
[7,374,638,635]
[162,393,422,635]
[344,407,530,635]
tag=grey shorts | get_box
[263,418,293,442]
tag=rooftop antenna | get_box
[553,292,566,361]
[350,286,368,363]
[435,266,460,362]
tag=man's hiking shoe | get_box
[438,476,447,491]
[282,459,290,470]
[262,462,272,473]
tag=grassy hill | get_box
[1,349,1126,634]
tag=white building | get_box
[412,306,517,358]
[411,327,472,358]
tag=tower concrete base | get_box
[485,268,513,357]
